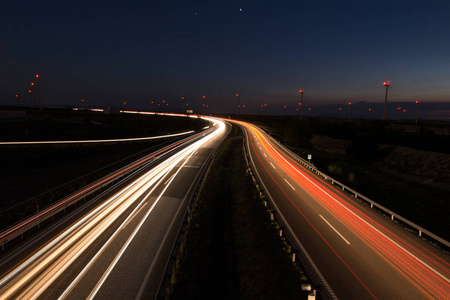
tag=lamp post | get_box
[36,74,42,110]
[236,93,240,115]
[348,102,352,122]
[202,95,206,115]
[31,82,35,106]
[415,100,420,124]
[299,89,304,119]
[383,81,390,120]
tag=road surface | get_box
[0,118,228,300]
[237,120,449,300]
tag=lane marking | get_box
[284,179,296,191]
[270,162,276,169]
[320,215,351,245]
[255,128,450,285]
[263,153,267,158]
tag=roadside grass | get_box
[166,126,305,299]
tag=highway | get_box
[0,117,228,300]
[236,120,450,300]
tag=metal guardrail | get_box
[266,133,450,249]
[0,128,215,251]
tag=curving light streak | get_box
[236,120,450,300]
[0,130,194,145]
[0,120,226,299]
[0,128,214,247]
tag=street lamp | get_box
[415,100,420,124]
[348,102,352,122]
[202,95,206,114]
[383,81,390,121]
[299,89,304,119]
[30,82,35,106]
[36,74,42,110]
[236,93,240,115]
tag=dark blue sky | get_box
[1,0,449,117]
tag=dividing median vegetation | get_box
[165,126,308,299]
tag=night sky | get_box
[1,0,449,118]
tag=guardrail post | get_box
[307,289,316,300]
[419,229,422,237]
[279,229,283,237]
[292,252,296,263]
[270,212,274,221]
[354,193,358,199]
[391,213,394,221]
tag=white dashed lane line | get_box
[320,215,351,245]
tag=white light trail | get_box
[0,119,226,299]
[0,130,194,145]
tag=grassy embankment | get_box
[166,126,307,300]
